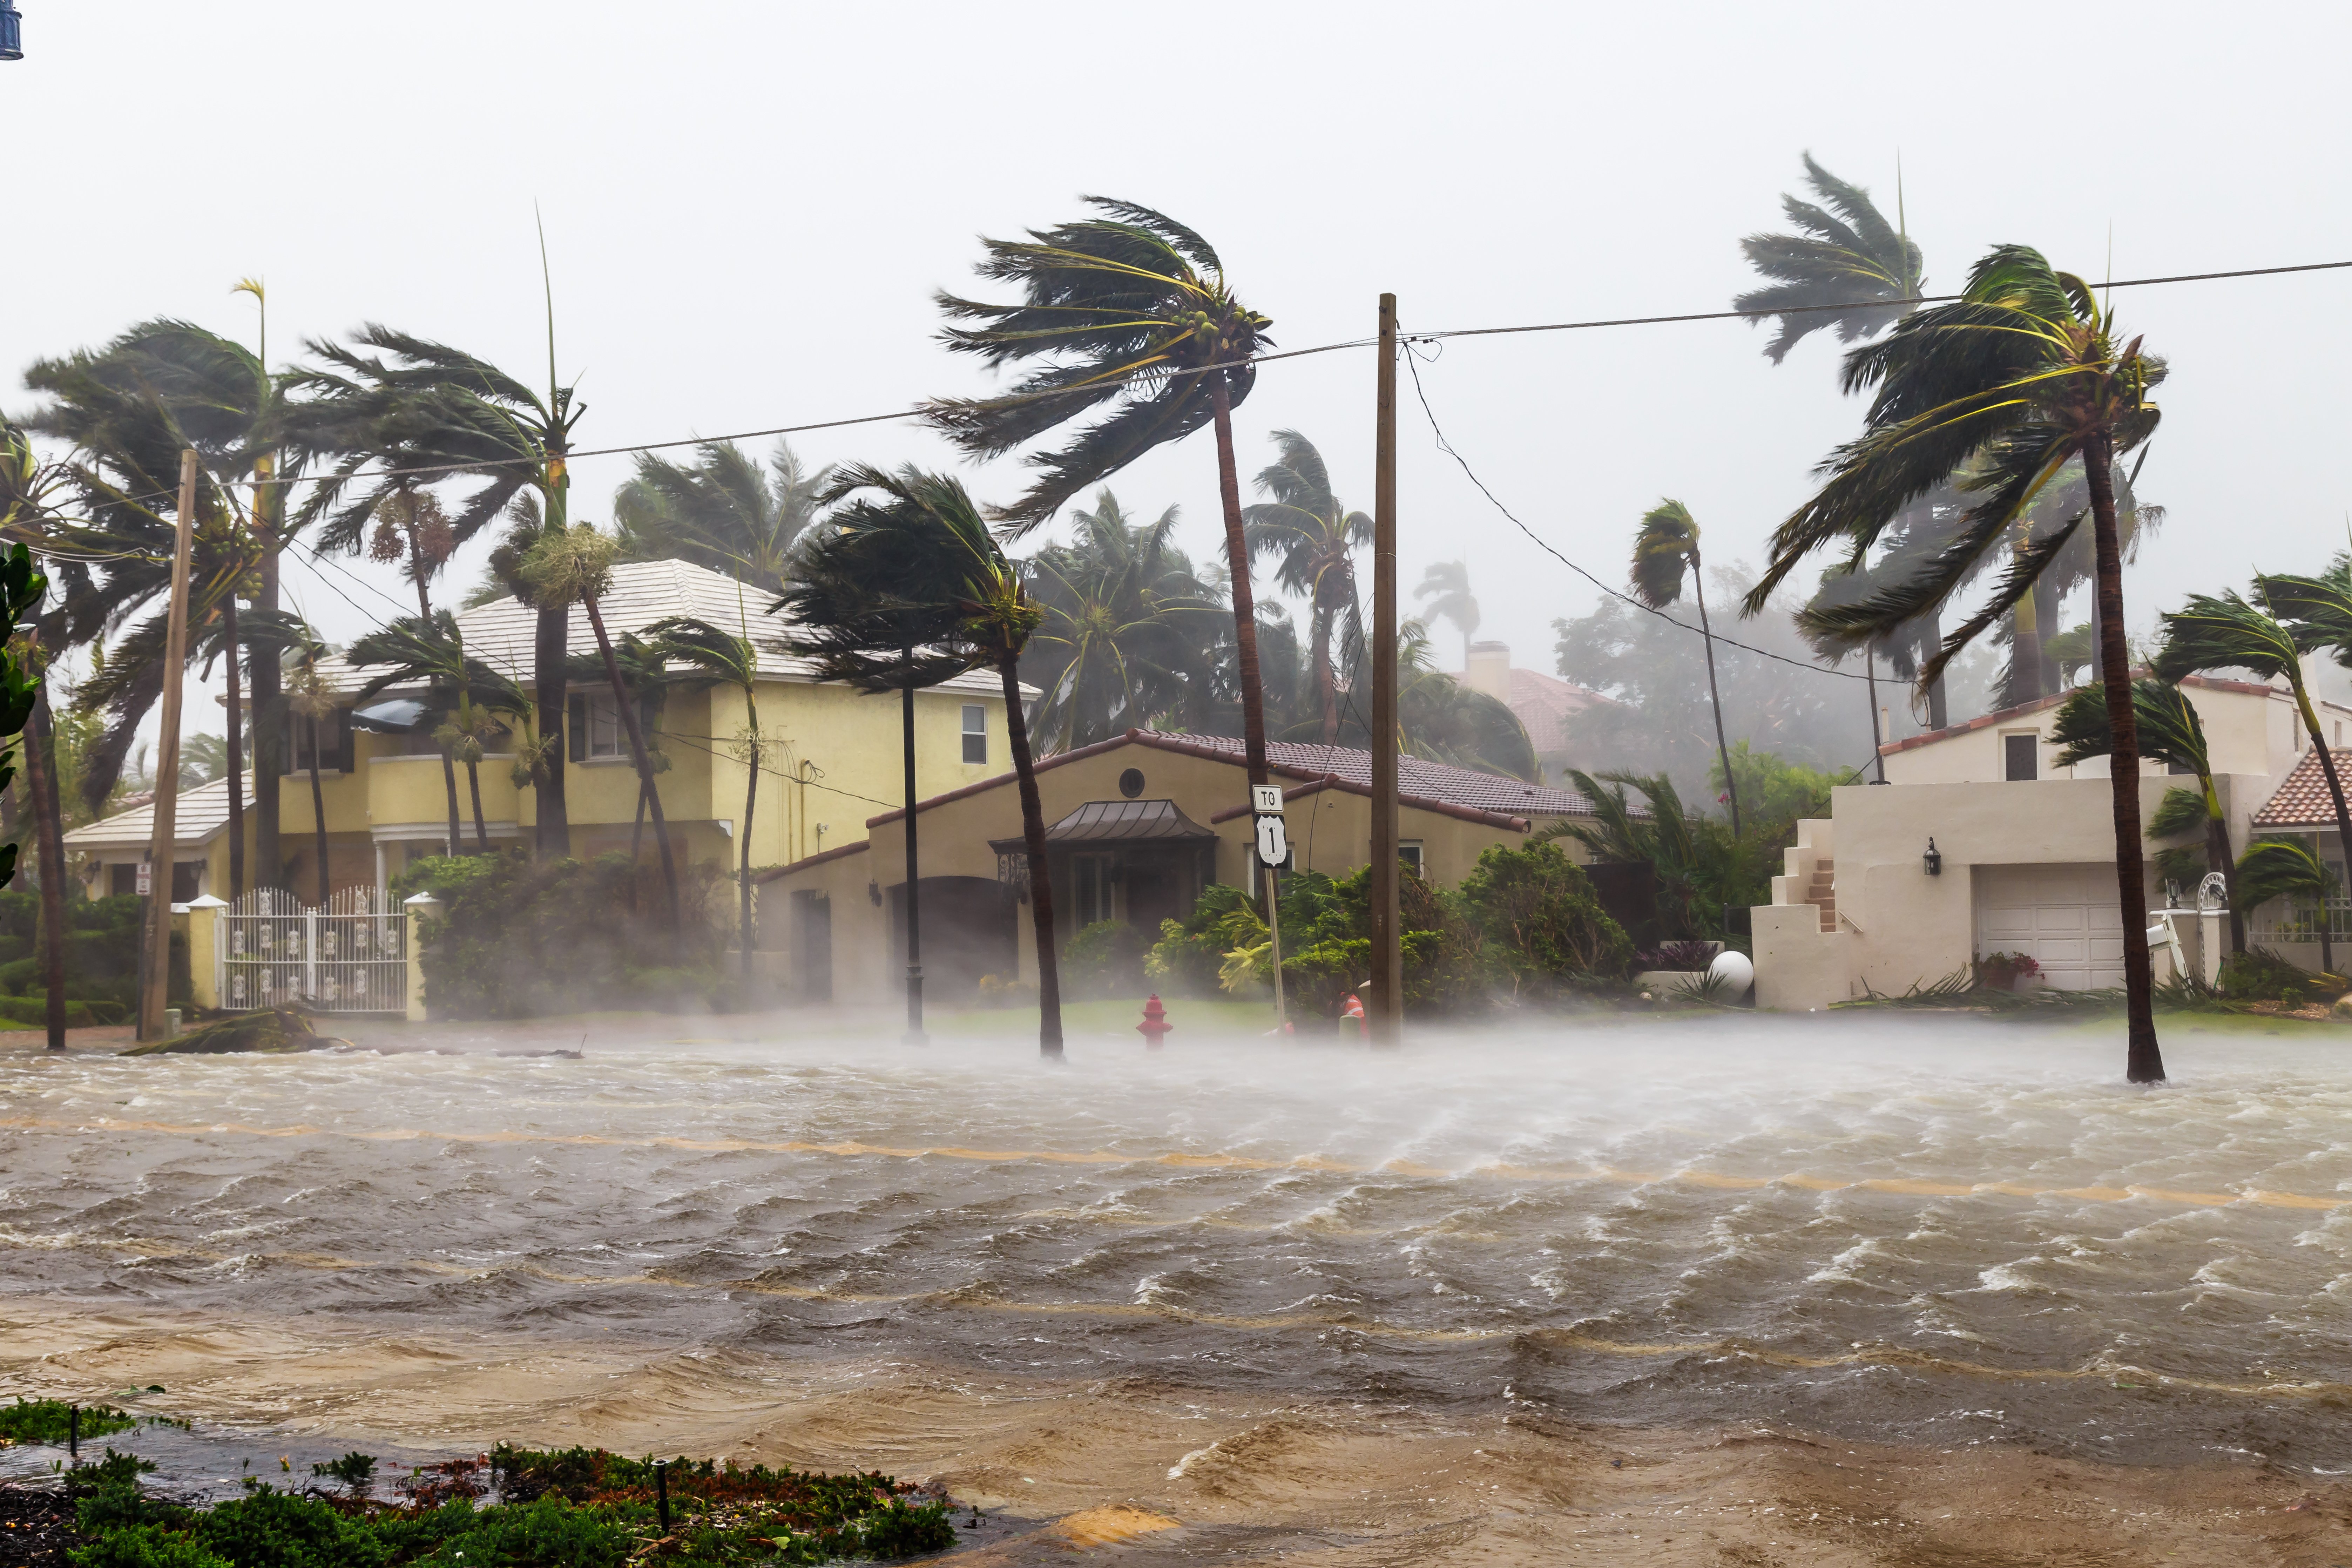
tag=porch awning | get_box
[988,798,1218,854]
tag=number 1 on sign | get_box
[1255,813,1288,868]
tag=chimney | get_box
[1465,641,1512,702]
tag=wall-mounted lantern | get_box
[1923,837,1942,877]
[0,1,22,61]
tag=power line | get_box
[1399,344,1872,682]
[654,726,901,813]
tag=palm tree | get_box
[520,524,681,941]
[1022,491,1223,750]
[1735,153,1924,364]
[1539,769,1703,937]
[2153,588,2352,946]
[1242,431,1370,746]
[572,635,675,872]
[345,613,482,857]
[1630,500,1741,834]
[2235,837,2339,977]
[927,197,1279,790]
[615,439,831,595]
[1748,245,2167,1083]
[649,607,767,982]
[1414,561,1481,671]
[282,326,582,858]
[366,487,458,619]
[2049,678,2241,952]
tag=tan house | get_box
[755,728,1610,1004]
[63,560,1018,910]
[1751,672,2352,1009]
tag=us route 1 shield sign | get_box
[1254,812,1289,868]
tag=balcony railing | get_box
[2244,896,2352,946]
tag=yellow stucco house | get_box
[63,560,1020,914]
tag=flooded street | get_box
[7,1011,2352,1561]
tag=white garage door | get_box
[1975,865,2125,990]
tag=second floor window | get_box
[569,693,628,760]
[962,704,987,765]
[290,709,349,773]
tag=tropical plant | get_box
[927,197,1279,789]
[2234,837,2339,977]
[346,612,496,856]
[2049,677,2242,952]
[1414,560,1480,671]
[614,438,830,595]
[365,486,457,618]
[0,419,76,1049]
[1746,244,2168,1083]
[1243,431,1371,745]
[1021,489,1223,750]
[1630,500,1741,833]
[1734,153,1924,363]
[777,465,1066,1055]
[283,323,582,857]
[649,607,768,982]
[281,630,337,906]
[1540,769,1702,937]
[2152,588,2352,955]
[519,524,680,940]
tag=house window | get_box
[1070,852,1115,928]
[289,709,347,773]
[2003,733,2039,781]
[1398,841,1425,877]
[572,694,625,759]
[961,704,987,765]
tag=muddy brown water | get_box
[5,1011,2352,1561]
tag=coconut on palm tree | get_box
[283,327,582,858]
[1243,431,1370,746]
[1022,491,1223,750]
[2049,678,2242,953]
[927,198,1277,790]
[520,523,681,941]
[1414,561,1480,672]
[1630,500,1741,835]
[1747,245,2167,1083]
[615,439,831,595]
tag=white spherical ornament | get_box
[1708,949,1755,997]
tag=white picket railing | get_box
[2244,894,2352,947]
[219,886,408,1014]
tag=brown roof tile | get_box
[2252,748,2352,829]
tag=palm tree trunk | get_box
[1690,568,1742,836]
[1210,374,1270,790]
[25,690,68,1052]
[466,759,489,852]
[632,777,647,860]
[739,696,758,983]
[2034,578,2064,693]
[1312,604,1338,746]
[309,719,329,907]
[440,749,462,858]
[2086,437,2163,1083]
[1921,609,1949,730]
[252,461,283,892]
[582,594,680,941]
[534,601,570,859]
[2201,777,2244,955]
[224,594,244,900]
[1002,650,1062,1059]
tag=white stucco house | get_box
[1751,667,2352,1010]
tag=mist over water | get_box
[6,1014,2352,1473]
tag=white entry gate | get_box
[220,887,408,1014]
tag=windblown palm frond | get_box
[615,439,830,593]
[1735,154,1925,364]
[1243,430,1370,745]
[1628,500,1701,609]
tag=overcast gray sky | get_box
[6,0,2347,739]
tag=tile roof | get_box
[986,798,1218,852]
[329,559,1011,697]
[1503,666,1614,757]
[1130,730,1613,818]
[2252,748,2352,828]
[63,773,248,851]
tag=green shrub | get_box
[1455,842,1633,996]
[68,1524,228,1568]
[2219,946,2341,1005]
[1144,884,1266,998]
[0,1397,139,1444]
[189,1485,390,1568]
[1060,920,1147,1000]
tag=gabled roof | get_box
[63,773,248,852]
[1125,730,1610,818]
[2252,748,2352,829]
[1877,674,2284,757]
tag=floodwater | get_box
[6,1011,2352,1554]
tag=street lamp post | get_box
[0,1,24,61]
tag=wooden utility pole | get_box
[138,451,198,1040]
[1368,295,1401,1046]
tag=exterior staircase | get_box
[1805,858,1836,932]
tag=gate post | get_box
[184,894,228,1011]
[402,891,441,1023]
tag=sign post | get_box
[1252,784,1287,1026]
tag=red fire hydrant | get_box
[1136,993,1174,1049]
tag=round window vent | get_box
[1118,767,1146,799]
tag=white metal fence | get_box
[219,887,407,1014]
[2244,895,2352,948]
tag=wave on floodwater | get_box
[4,1011,2351,1472]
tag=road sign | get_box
[1250,784,1285,816]
[1254,813,1289,868]
[135,861,152,896]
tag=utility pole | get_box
[1368,295,1401,1047]
[139,451,197,1040]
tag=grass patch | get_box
[40,1442,957,1566]
[0,1399,144,1446]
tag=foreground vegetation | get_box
[27,1442,955,1567]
